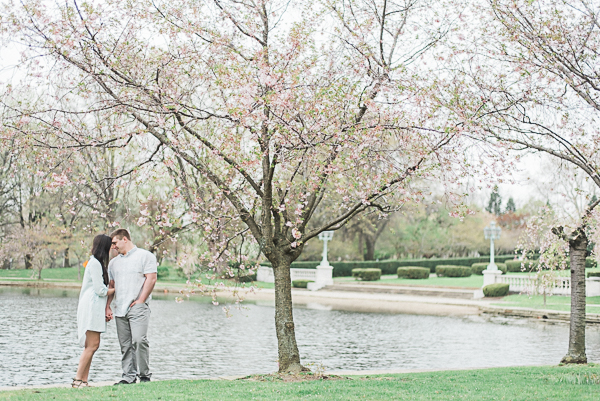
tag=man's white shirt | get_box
[108,246,158,317]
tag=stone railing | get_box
[493,274,600,297]
[256,266,317,283]
[256,265,333,290]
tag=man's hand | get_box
[130,299,144,308]
[105,306,113,322]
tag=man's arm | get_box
[106,280,115,321]
[130,273,157,307]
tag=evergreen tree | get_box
[486,188,502,216]
[505,197,516,213]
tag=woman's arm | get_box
[89,259,109,297]
[105,280,115,321]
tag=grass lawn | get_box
[335,274,484,288]
[0,267,275,289]
[3,365,600,400]
[494,294,600,313]
[0,267,81,281]
[332,268,600,289]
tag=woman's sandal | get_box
[71,379,84,388]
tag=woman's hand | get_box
[105,306,113,322]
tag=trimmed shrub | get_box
[394,255,515,273]
[236,271,257,282]
[261,255,516,276]
[483,283,510,297]
[505,260,539,272]
[586,257,598,268]
[471,263,507,275]
[397,267,430,279]
[157,265,169,280]
[292,280,314,288]
[352,268,381,281]
[587,271,600,278]
[435,265,472,277]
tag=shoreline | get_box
[0,364,546,393]
[3,279,600,323]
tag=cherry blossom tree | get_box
[442,0,600,364]
[4,0,466,372]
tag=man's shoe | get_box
[114,379,136,385]
[139,377,151,383]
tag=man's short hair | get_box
[110,228,131,241]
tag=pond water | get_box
[2,287,600,387]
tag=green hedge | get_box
[352,268,381,281]
[236,271,257,282]
[261,255,516,277]
[471,263,507,275]
[587,257,598,268]
[397,267,430,279]
[292,280,314,288]
[157,265,169,279]
[435,265,472,277]
[483,283,510,297]
[261,261,396,277]
[587,271,600,278]
[395,255,515,273]
[505,260,540,272]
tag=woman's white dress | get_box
[77,255,109,347]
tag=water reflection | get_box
[1,287,599,387]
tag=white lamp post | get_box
[308,231,335,291]
[482,221,502,289]
[318,231,334,267]
[484,221,502,271]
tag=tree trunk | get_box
[561,231,588,364]
[1,259,9,269]
[25,254,32,269]
[358,233,364,260]
[272,257,305,373]
[63,247,70,268]
[364,236,376,261]
[363,219,388,261]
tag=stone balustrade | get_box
[256,266,317,283]
[493,274,600,297]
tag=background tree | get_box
[486,188,503,216]
[0,136,18,269]
[505,197,516,214]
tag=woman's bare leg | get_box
[75,331,101,382]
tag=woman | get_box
[72,234,115,388]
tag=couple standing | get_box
[72,228,158,388]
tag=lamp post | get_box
[484,221,502,271]
[308,231,335,291]
[318,231,334,267]
[481,221,502,289]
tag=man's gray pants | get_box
[115,303,151,383]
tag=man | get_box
[106,228,157,384]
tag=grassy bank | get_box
[0,267,81,281]
[335,274,484,288]
[0,267,274,289]
[335,269,600,289]
[495,295,600,313]
[2,365,600,400]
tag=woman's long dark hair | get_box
[91,234,112,286]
